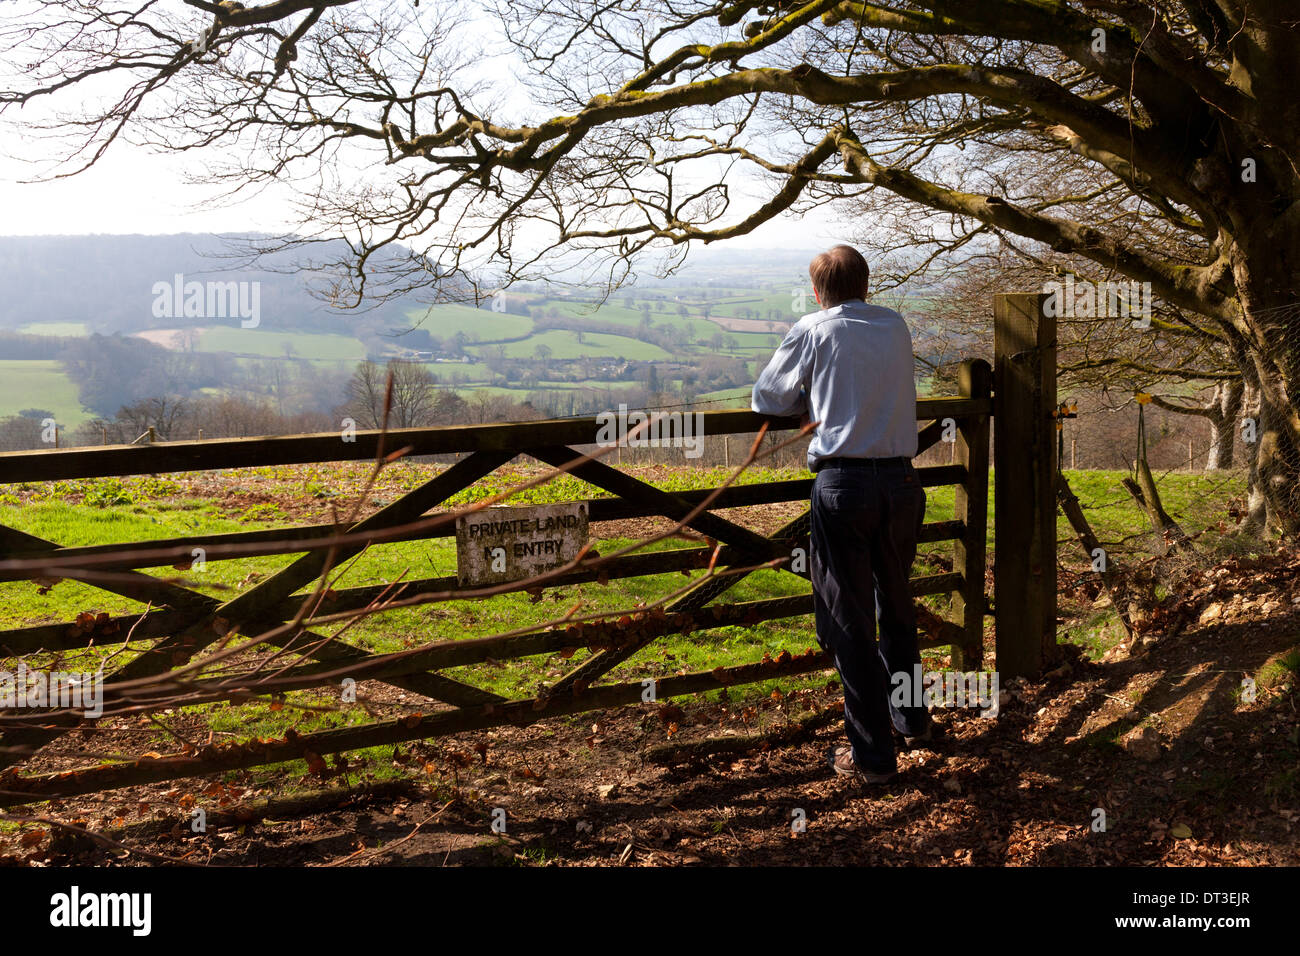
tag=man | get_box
[751,244,932,784]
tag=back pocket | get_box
[818,477,870,513]
[887,481,926,535]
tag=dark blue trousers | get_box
[810,458,931,773]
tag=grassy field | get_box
[3,286,932,444]
[395,290,810,368]
[0,359,93,426]
[407,303,535,341]
[0,464,1244,663]
[17,321,89,337]
[540,298,652,327]
[429,360,492,380]
[0,464,819,773]
[0,462,1254,788]
[696,386,751,405]
[197,327,368,360]
[0,472,813,676]
[700,290,801,320]
[522,293,790,357]
[461,382,641,400]
[471,328,672,361]
[705,328,782,347]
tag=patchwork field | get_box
[471,328,672,361]
[197,326,369,360]
[0,359,93,426]
[2,283,940,432]
[406,304,535,341]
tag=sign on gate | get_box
[456,502,590,587]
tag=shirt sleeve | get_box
[751,323,811,417]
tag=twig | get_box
[319,798,456,867]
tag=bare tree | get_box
[4,1,1299,530]
[116,395,191,441]
[924,244,1246,465]
[341,359,438,429]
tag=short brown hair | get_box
[809,245,870,307]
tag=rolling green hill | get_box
[197,327,368,360]
[0,359,93,426]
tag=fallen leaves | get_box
[67,610,119,639]
[304,751,327,775]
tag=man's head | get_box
[809,245,870,308]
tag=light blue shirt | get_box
[750,299,918,470]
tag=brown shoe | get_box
[830,746,895,784]
[904,722,938,748]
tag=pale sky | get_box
[0,142,838,250]
[0,1,853,253]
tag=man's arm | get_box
[751,324,811,418]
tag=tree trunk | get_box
[1253,389,1300,535]
[1205,380,1243,470]
[1240,384,1268,536]
[1229,214,1300,537]
[1240,383,1300,538]
[1122,458,1190,554]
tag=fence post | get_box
[993,292,1059,678]
[952,358,991,671]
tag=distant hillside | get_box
[0,235,958,443]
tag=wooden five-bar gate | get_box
[0,294,1060,806]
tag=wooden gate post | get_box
[951,358,991,671]
[993,293,1059,678]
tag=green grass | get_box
[470,328,672,361]
[696,386,751,406]
[461,383,640,400]
[542,299,653,328]
[1054,466,1250,660]
[429,361,493,381]
[17,322,89,337]
[406,303,534,341]
[1257,647,1300,692]
[0,359,93,427]
[0,466,1239,635]
[703,292,801,321]
[1057,467,1246,547]
[0,463,1249,787]
[0,496,295,627]
[197,327,368,360]
[0,464,830,778]
[706,327,780,345]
